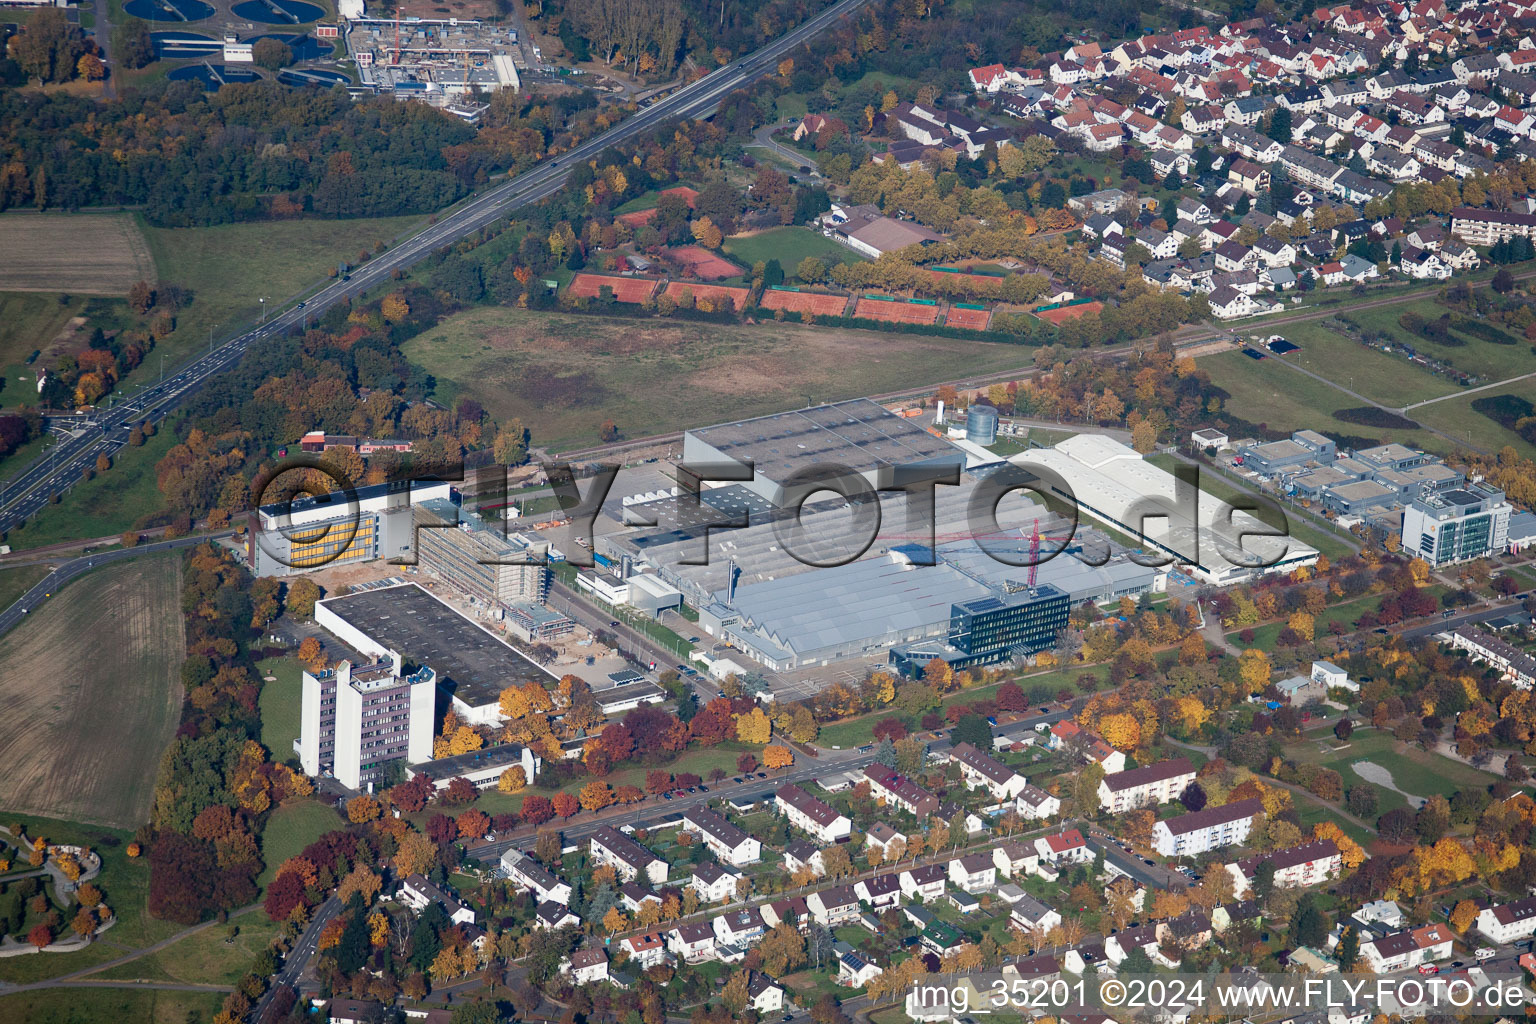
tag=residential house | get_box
[1010,894,1063,936]
[714,907,767,947]
[864,764,940,820]
[619,931,667,970]
[864,823,908,863]
[776,785,853,843]
[565,948,609,985]
[993,841,1041,878]
[536,900,581,931]
[1152,798,1263,856]
[690,861,741,904]
[807,885,861,926]
[783,839,826,878]
[500,850,573,905]
[855,873,904,910]
[1475,896,1536,944]
[682,807,761,866]
[668,921,718,963]
[1016,783,1062,820]
[839,950,884,987]
[1097,758,1197,812]
[591,826,669,885]
[900,864,948,903]
[1036,829,1093,866]
[747,972,785,1014]
[949,853,998,894]
[949,742,1028,800]
[1227,839,1342,897]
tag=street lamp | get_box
[258,297,268,322]
[209,323,218,354]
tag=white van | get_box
[1475,947,1496,961]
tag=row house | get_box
[1097,758,1197,812]
[398,875,476,927]
[1226,839,1342,897]
[1151,797,1263,856]
[948,742,1028,800]
[681,807,761,866]
[775,784,853,843]
[1208,285,1279,319]
[1222,124,1284,163]
[590,826,669,885]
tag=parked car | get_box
[1417,965,1439,976]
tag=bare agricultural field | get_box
[0,555,184,828]
[401,307,1037,447]
[0,213,156,296]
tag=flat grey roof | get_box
[686,398,964,486]
[321,583,551,708]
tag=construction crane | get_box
[393,5,401,65]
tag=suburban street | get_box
[249,895,343,1024]
[0,0,876,535]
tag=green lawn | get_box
[89,915,278,986]
[1201,348,1445,451]
[1225,588,1445,649]
[257,656,304,765]
[3,422,178,548]
[1287,730,1499,803]
[0,987,225,1024]
[140,214,426,382]
[723,226,864,275]
[402,306,1034,449]
[0,563,49,611]
[256,799,343,890]
[1409,379,1536,460]
[470,743,758,818]
[1341,297,1536,382]
[1263,319,1456,408]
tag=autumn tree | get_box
[347,794,382,823]
[286,579,322,618]
[497,766,526,794]
[763,745,794,770]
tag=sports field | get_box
[0,555,184,828]
[666,245,741,280]
[663,281,751,311]
[0,213,155,295]
[568,272,660,303]
[723,226,864,272]
[402,306,1035,448]
[853,296,941,324]
[944,304,992,330]
[758,287,850,316]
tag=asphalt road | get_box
[470,705,1076,863]
[250,894,342,1023]
[0,0,874,536]
[0,531,234,639]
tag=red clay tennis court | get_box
[1032,300,1104,326]
[854,295,941,325]
[615,186,700,228]
[758,288,850,316]
[568,273,659,303]
[666,245,742,280]
[944,304,992,330]
[663,282,751,311]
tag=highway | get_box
[0,0,873,536]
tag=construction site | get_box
[348,13,520,110]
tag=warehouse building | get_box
[1013,434,1318,586]
[315,582,557,727]
[679,399,966,507]
[247,480,452,576]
